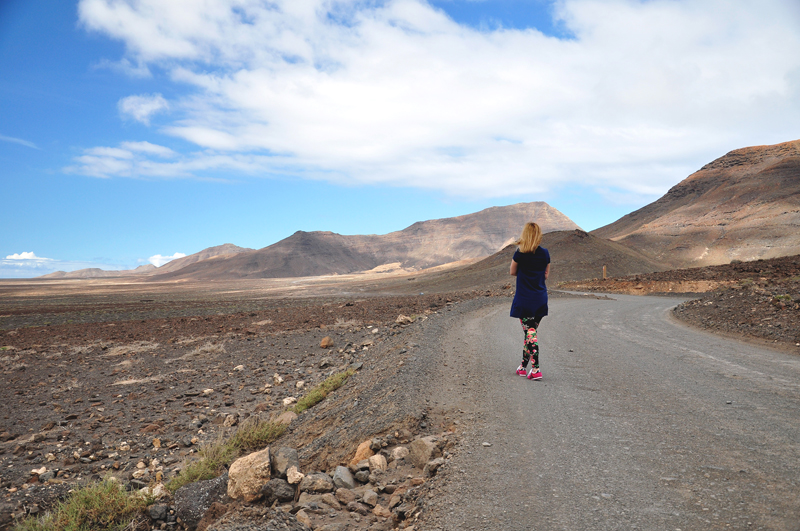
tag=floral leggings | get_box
[520,316,543,370]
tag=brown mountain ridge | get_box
[592,139,800,268]
[148,202,579,281]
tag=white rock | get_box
[296,381,305,389]
[203,388,214,395]
[282,397,297,406]
[273,373,284,385]
[287,465,305,484]
[391,446,409,460]
[31,467,46,475]
[368,454,387,472]
[233,365,244,371]
[228,447,272,502]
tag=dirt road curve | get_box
[420,295,800,531]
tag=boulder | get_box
[409,436,441,468]
[349,440,374,466]
[320,336,334,348]
[287,465,305,485]
[174,472,230,531]
[332,466,355,490]
[260,478,296,505]
[423,457,446,477]
[362,489,378,507]
[227,447,272,502]
[298,472,335,493]
[271,447,300,478]
[335,488,357,504]
[368,454,387,472]
[391,446,409,461]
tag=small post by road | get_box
[603,265,607,280]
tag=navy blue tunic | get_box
[510,247,550,319]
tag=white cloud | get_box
[76,0,800,199]
[5,251,52,261]
[149,252,186,267]
[118,93,169,125]
[0,252,129,279]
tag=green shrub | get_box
[14,480,150,531]
[293,368,355,414]
[166,418,286,494]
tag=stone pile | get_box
[167,430,455,531]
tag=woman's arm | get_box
[510,259,518,276]
[545,263,550,280]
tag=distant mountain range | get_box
[39,139,800,281]
[593,139,800,268]
[42,202,579,280]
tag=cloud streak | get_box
[0,134,39,149]
[75,0,800,199]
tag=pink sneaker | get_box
[527,370,542,380]
[516,365,527,376]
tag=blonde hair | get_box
[516,222,542,253]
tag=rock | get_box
[423,457,445,477]
[346,501,370,516]
[321,492,341,508]
[332,465,355,490]
[295,509,312,527]
[320,336,334,349]
[282,397,297,406]
[175,472,230,531]
[233,365,244,371]
[395,315,414,325]
[223,415,237,428]
[362,489,378,507]
[350,440,374,466]
[409,436,441,468]
[275,411,297,426]
[319,357,332,368]
[354,470,370,483]
[368,454,387,472]
[271,447,300,478]
[298,472,334,493]
[373,504,392,518]
[148,503,169,521]
[227,447,272,502]
[287,465,305,485]
[391,446,409,461]
[260,478,295,505]
[273,373,284,385]
[335,488,357,504]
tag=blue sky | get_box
[2,0,799,278]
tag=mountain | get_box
[150,202,580,280]
[357,229,665,295]
[592,140,800,268]
[39,264,157,279]
[38,244,252,279]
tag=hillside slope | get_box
[592,140,800,268]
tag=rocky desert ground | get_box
[0,251,798,530]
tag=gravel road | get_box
[419,295,800,531]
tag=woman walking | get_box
[510,222,550,380]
